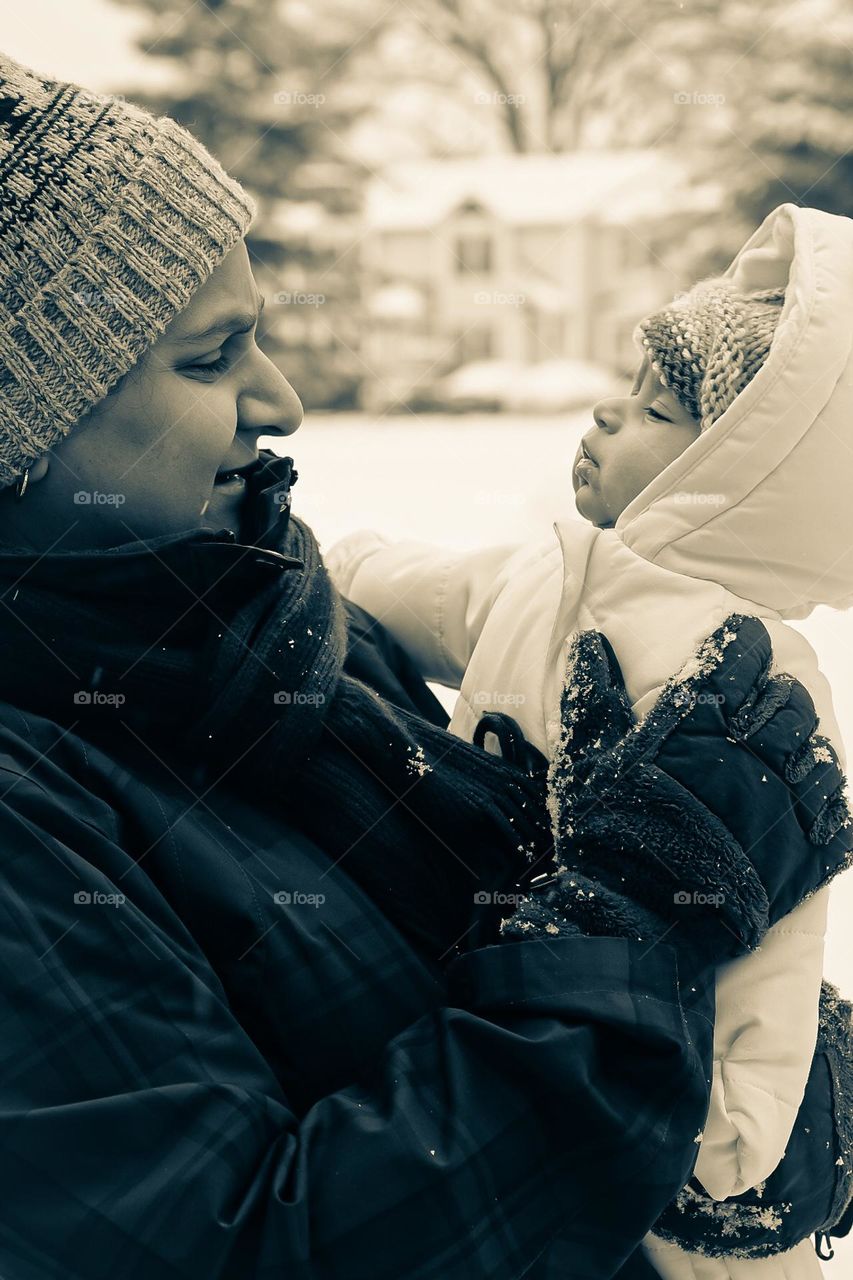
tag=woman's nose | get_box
[240,357,304,438]
[269,380,303,437]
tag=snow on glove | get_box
[651,978,853,1260]
[501,614,853,963]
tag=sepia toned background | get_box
[4,3,853,1267]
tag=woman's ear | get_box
[25,456,51,485]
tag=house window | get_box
[455,234,493,275]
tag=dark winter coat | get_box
[0,441,713,1280]
[0,613,714,1280]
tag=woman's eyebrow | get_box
[176,293,265,346]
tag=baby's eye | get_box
[644,405,671,423]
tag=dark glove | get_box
[501,613,853,966]
[652,978,853,1260]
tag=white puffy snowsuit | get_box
[326,204,853,1278]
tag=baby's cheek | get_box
[618,442,677,505]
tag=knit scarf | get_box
[0,453,551,966]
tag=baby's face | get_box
[572,359,701,528]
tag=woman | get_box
[0,52,847,1280]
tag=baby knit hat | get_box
[0,52,256,488]
[634,278,785,433]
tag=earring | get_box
[14,468,29,501]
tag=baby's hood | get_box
[614,204,853,620]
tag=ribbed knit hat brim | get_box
[0,55,256,488]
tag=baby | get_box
[326,203,853,1278]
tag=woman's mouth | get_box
[212,456,264,494]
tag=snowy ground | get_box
[278,409,853,1271]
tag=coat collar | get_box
[0,450,303,608]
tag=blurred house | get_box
[360,150,718,412]
[250,174,364,410]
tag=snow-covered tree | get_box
[108,0,380,408]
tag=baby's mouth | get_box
[573,440,599,490]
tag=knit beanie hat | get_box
[634,278,785,433]
[0,52,256,488]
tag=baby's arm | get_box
[325,530,527,688]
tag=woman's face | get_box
[572,359,701,527]
[3,238,303,550]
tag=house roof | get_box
[364,150,711,231]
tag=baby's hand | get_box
[551,615,852,958]
[502,615,853,971]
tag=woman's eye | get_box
[184,351,231,376]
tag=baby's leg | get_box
[641,1234,824,1279]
